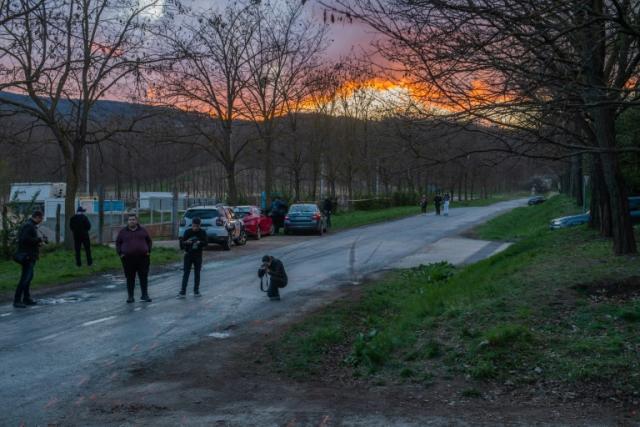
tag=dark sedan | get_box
[528,196,546,205]
[284,203,327,235]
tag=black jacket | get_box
[17,219,42,259]
[180,228,208,255]
[70,213,91,237]
[258,257,288,288]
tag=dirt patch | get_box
[572,276,640,302]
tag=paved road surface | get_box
[0,200,525,425]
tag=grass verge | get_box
[0,245,180,294]
[269,195,640,398]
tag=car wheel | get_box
[222,234,232,251]
[255,227,261,240]
[236,230,247,246]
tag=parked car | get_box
[550,196,640,230]
[179,205,247,250]
[233,205,274,239]
[528,196,546,205]
[284,203,327,235]
[549,212,590,229]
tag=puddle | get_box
[207,332,231,339]
[38,294,96,305]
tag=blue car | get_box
[550,196,640,229]
[284,203,327,235]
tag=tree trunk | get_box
[264,133,273,207]
[225,162,238,206]
[64,154,82,249]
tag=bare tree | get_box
[155,3,259,204]
[241,0,327,206]
[0,0,167,247]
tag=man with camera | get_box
[258,255,288,301]
[178,217,208,298]
[13,211,46,308]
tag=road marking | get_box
[82,316,116,327]
[207,332,230,339]
[36,332,64,342]
[1,313,11,317]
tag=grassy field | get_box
[269,195,640,397]
[0,245,180,294]
[331,192,529,231]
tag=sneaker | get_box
[13,302,26,308]
[176,292,186,299]
[140,295,152,302]
[194,291,202,297]
[23,299,38,306]
[126,297,135,303]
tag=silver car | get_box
[179,205,247,250]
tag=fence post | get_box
[1,205,8,259]
[98,185,105,244]
[171,190,178,239]
[55,204,61,244]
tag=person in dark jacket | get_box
[322,197,333,228]
[419,194,428,215]
[69,206,92,267]
[434,193,443,215]
[116,214,153,303]
[13,211,45,308]
[270,198,288,234]
[258,255,287,301]
[177,217,208,298]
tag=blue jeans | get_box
[15,260,35,303]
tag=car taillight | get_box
[180,219,186,226]
[284,215,289,221]
[313,213,321,220]
[215,218,224,226]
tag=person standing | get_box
[13,211,46,308]
[434,193,443,215]
[258,255,288,301]
[178,217,208,298]
[69,206,93,267]
[443,193,451,216]
[322,197,333,228]
[419,194,428,215]
[116,214,153,303]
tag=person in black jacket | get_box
[178,217,208,298]
[69,206,92,267]
[434,193,443,215]
[13,211,46,308]
[322,197,333,228]
[258,255,288,301]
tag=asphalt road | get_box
[0,200,526,425]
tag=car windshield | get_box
[185,209,219,220]
[234,207,251,218]
[289,204,317,213]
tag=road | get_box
[0,200,526,425]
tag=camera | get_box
[40,235,49,245]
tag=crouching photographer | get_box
[178,217,208,298]
[258,255,288,301]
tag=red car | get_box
[233,205,274,239]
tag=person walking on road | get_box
[116,214,153,303]
[70,206,93,267]
[258,255,288,301]
[443,193,451,216]
[13,211,46,308]
[419,194,428,215]
[178,217,208,298]
[270,197,288,234]
[322,197,334,228]
[434,193,443,215]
